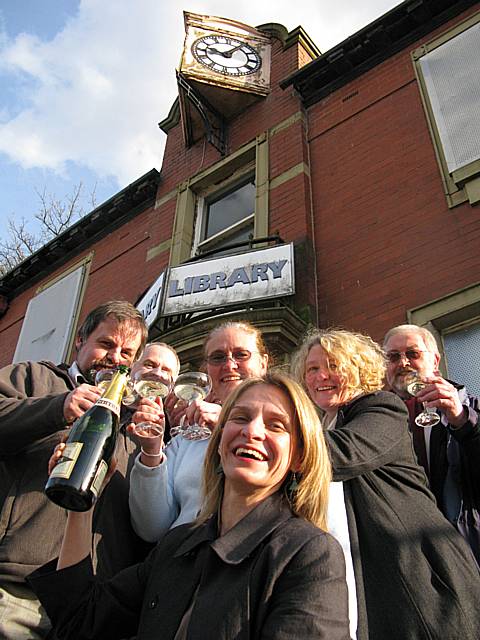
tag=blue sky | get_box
[0,0,400,244]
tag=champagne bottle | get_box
[45,365,130,512]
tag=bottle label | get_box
[49,442,83,479]
[91,459,108,497]
[95,397,120,418]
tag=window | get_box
[408,282,480,394]
[413,12,480,206]
[13,259,90,364]
[169,134,268,266]
[194,175,255,256]
[443,322,480,396]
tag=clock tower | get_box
[177,12,272,153]
[180,12,271,98]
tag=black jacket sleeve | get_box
[326,391,410,481]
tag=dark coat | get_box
[410,382,480,563]
[428,383,480,513]
[0,360,151,584]
[326,390,480,640]
[28,493,350,640]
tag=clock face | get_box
[191,34,262,77]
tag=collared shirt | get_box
[67,362,87,386]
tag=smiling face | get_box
[131,344,179,386]
[205,327,268,403]
[304,344,352,416]
[384,330,440,399]
[75,316,142,381]
[218,384,300,501]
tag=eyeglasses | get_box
[385,350,426,363]
[206,349,257,366]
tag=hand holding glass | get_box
[125,371,171,438]
[171,372,212,441]
[404,372,441,427]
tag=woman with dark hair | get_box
[292,327,480,640]
[29,374,349,640]
[129,321,269,541]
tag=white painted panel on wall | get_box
[13,265,85,364]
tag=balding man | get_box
[128,342,180,442]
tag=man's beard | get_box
[391,367,416,399]
[83,358,117,384]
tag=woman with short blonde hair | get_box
[291,327,385,400]
[292,326,480,640]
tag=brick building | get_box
[0,0,479,392]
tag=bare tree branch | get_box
[0,182,94,276]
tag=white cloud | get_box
[0,0,400,188]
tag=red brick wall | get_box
[306,6,480,342]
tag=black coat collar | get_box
[174,492,293,565]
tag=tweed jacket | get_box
[0,360,151,585]
[326,390,480,640]
[29,493,350,640]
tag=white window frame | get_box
[169,134,269,266]
[413,11,480,207]
[193,167,256,255]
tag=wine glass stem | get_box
[422,403,436,416]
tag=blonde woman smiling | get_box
[292,328,480,640]
[29,374,349,639]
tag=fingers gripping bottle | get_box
[45,365,130,511]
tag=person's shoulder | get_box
[6,360,67,373]
[347,389,406,412]
[0,360,56,377]
[448,379,479,405]
[272,517,346,568]
[272,514,336,549]
[166,434,209,456]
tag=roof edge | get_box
[0,168,161,298]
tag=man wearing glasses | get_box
[383,324,480,563]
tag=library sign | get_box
[136,272,165,328]
[164,244,294,316]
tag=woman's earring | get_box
[288,472,299,494]
[216,461,224,476]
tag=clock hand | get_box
[207,46,226,56]
[206,43,246,59]
[222,43,245,57]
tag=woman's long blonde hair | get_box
[197,372,332,530]
[291,327,386,400]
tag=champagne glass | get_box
[94,368,116,393]
[132,421,165,439]
[404,372,441,428]
[128,371,171,438]
[171,372,212,441]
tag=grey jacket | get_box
[328,390,480,640]
[29,492,350,640]
[0,360,151,584]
